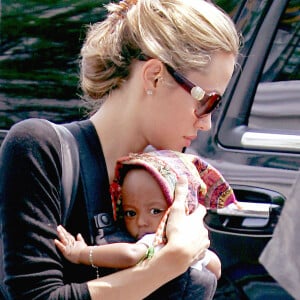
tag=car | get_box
[1,0,299,299]
[187,0,300,299]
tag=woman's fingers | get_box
[166,176,190,236]
[167,176,188,227]
[166,176,210,264]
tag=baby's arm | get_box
[54,225,148,268]
[205,249,221,279]
[190,249,221,279]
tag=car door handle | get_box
[204,185,285,237]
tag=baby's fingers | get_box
[57,225,76,246]
[54,238,67,254]
[57,224,70,236]
[76,233,86,241]
[56,225,68,245]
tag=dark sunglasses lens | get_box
[195,93,221,117]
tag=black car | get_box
[1,0,299,299]
[188,0,300,299]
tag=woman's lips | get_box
[184,136,197,147]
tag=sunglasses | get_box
[165,65,222,118]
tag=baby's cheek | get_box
[124,220,137,237]
[152,219,163,232]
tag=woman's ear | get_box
[142,59,164,92]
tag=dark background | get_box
[0,0,237,129]
[0,0,110,128]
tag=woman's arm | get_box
[55,225,148,268]
[0,120,91,299]
[87,177,210,300]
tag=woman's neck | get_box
[90,100,147,183]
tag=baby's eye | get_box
[124,210,136,218]
[150,208,165,215]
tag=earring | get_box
[146,89,153,95]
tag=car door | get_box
[189,0,299,298]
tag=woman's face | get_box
[143,51,236,151]
[121,169,168,240]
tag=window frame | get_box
[216,0,300,153]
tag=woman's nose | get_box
[194,113,211,131]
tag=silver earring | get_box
[146,89,153,95]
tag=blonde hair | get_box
[80,0,240,101]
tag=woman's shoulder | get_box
[7,118,56,138]
[1,118,61,157]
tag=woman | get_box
[0,0,240,299]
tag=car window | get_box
[214,0,300,152]
[249,1,300,131]
[214,0,270,57]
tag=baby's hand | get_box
[54,225,87,264]
[233,200,244,210]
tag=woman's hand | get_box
[54,225,88,264]
[165,176,210,268]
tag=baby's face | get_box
[121,168,168,240]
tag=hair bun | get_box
[114,0,138,18]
